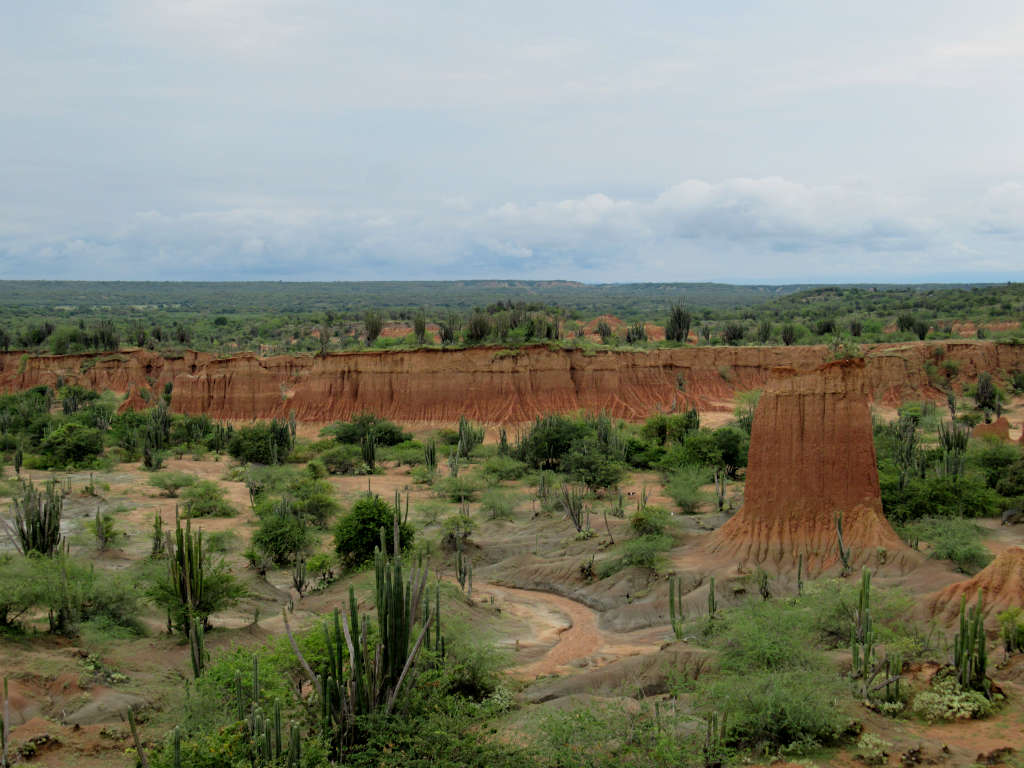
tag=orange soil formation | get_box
[707,359,911,574]
[928,546,1024,624]
[972,416,1012,442]
[1,341,1023,424]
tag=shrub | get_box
[898,517,993,574]
[881,474,999,523]
[561,436,625,490]
[912,671,994,722]
[696,599,847,753]
[323,413,410,446]
[227,420,292,464]
[319,444,364,475]
[39,422,104,467]
[380,439,424,466]
[664,467,711,513]
[971,439,1021,489]
[515,415,588,470]
[480,488,516,520]
[721,322,745,345]
[630,505,671,536]
[480,454,528,484]
[665,303,692,343]
[804,579,920,650]
[334,494,413,566]
[253,501,312,565]
[149,470,197,498]
[434,475,482,502]
[181,480,236,517]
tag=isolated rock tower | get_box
[708,358,908,573]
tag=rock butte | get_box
[928,546,1024,624]
[1,341,1022,424]
[971,416,1011,442]
[707,358,912,574]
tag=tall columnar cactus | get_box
[755,568,771,601]
[702,711,726,768]
[669,576,685,639]
[2,676,9,768]
[292,558,307,596]
[168,513,204,633]
[851,569,874,683]
[286,545,436,758]
[4,478,64,556]
[360,435,376,472]
[707,576,717,619]
[954,589,989,694]
[423,439,437,472]
[797,553,805,597]
[248,700,301,768]
[455,541,473,597]
[558,483,587,533]
[188,616,207,679]
[836,511,852,576]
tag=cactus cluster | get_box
[423,438,437,472]
[167,513,205,633]
[668,575,685,639]
[954,590,989,695]
[455,542,473,597]
[707,576,717,620]
[4,478,64,556]
[836,511,852,576]
[702,711,726,768]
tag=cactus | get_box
[702,711,726,768]
[797,553,804,597]
[167,512,205,633]
[558,483,588,533]
[669,576,685,639]
[851,569,874,683]
[498,428,509,456]
[714,468,726,512]
[423,439,437,472]
[172,726,181,768]
[13,447,22,477]
[707,576,717,619]
[292,557,307,596]
[755,567,771,601]
[954,590,989,694]
[246,700,301,767]
[3,478,64,556]
[285,545,435,758]
[151,513,165,557]
[455,542,473,596]
[457,416,484,457]
[361,435,376,472]
[188,616,207,678]
[125,708,149,768]
[836,511,852,576]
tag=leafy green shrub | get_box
[561,436,625,489]
[664,467,711,513]
[970,438,1021,488]
[39,421,104,467]
[621,437,665,469]
[880,473,999,522]
[322,413,410,446]
[205,530,238,554]
[480,454,528,483]
[696,599,847,754]
[912,671,994,722]
[319,444,364,475]
[515,415,588,470]
[434,475,482,502]
[253,500,312,565]
[898,517,993,573]
[334,494,413,566]
[181,479,236,517]
[149,470,197,497]
[804,579,921,651]
[227,420,292,464]
[379,439,424,466]
[630,505,670,536]
[855,733,892,765]
[480,488,516,519]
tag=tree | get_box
[665,303,692,343]
[974,372,997,415]
[334,494,413,567]
[721,322,745,345]
[561,436,625,490]
[39,422,104,467]
[364,310,383,345]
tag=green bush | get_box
[320,444,364,475]
[880,473,999,522]
[630,505,671,536]
[334,494,413,566]
[39,421,104,467]
[480,454,528,483]
[253,501,312,565]
[434,475,482,502]
[912,671,994,722]
[322,413,410,446]
[696,599,847,754]
[149,470,197,497]
[515,415,588,470]
[664,467,711,513]
[227,420,292,464]
[970,438,1021,488]
[480,488,516,519]
[561,436,625,489]
[898,517,993,573]
[379,439,424,466]
[181,479,236,517]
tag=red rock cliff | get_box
[927,547,1024,624]
[707,358,911,574]
[0,341,1021,424]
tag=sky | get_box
[1,1,1023,284]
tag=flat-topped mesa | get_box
[927,546,1024,625]
[707,358,911,575]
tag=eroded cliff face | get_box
[707,359,911,574]
[0,341,1021,424]
[928,547,1024,624]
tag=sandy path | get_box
[475,584,604,679]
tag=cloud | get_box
[3,177,1022,283]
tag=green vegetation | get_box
[333,493,413,567]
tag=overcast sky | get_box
[2,1,1023,283]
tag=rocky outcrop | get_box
[928,547,1024,623]
[707,359,912,574]
[972,416,1011,442]
[1,341,1022,424]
